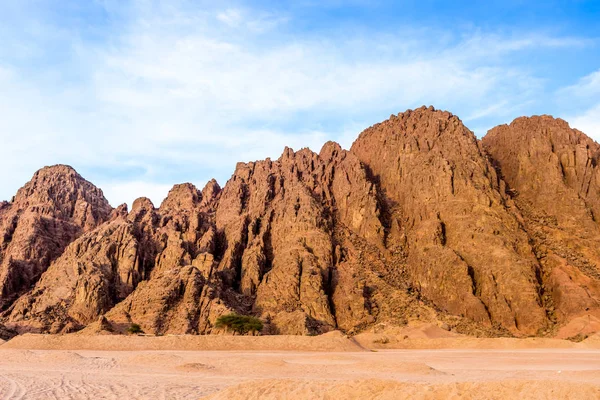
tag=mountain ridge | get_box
[1,106,599,340]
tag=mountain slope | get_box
[351,106,547,335]
[2,108,600,339]
[0,165,112,311]
[482,116,600,337]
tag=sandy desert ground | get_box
[0,330,599,399]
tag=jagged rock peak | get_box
[11,164,112,222]
[15,165,89,197]
[350,106,548,335]
[160,183,202,211]
[482,115,600,201]
[110,203,129,220]
[494,114,571,129]
[129,197,156,222]
[356,105,475,146]
[319,141,344,160]
[28,164,79,179]
[131,197,155,212]
[485,115,597,149]
[482,116,600,336]
[280,146,296,160]
[201,179,221,207]
[0,165,112,310]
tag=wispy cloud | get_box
[557,69,600,141]
[216,7,287,32]
[0,0,596,206]
[569,104,600,140]
[559,69,600,100]
[99,181,174,208]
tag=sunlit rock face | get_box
[2,108,600,339]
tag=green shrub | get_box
[127,323,144,335]
[215,313,263,335]
[373,336,390,344]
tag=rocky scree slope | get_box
[1,107,599,339]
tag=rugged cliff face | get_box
[4,183,222,334]
[0,165,112,311]
[482,116,600,337]
[2,108,600,339]
[351,107,547,335]
[210,142,426,335]
[2,143,435,336]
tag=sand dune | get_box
[202,379,600,400]
[2,331,364,352]
[1,333,600,399]
[353,322,600,350]
[6,326,600,352]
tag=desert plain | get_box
[0,325,599,399]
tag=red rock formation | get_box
[351,107,547,335]
[4,180,231,334]
[3,109,600,339]
[93,143,426,336]
[212,143,418,334]
[0,165,112,310]
[482,116,600,334]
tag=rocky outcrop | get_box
[0,323,17,340]
[92,143,428,336]
[5,216,149,333]
[351,107,547,335]
[482,116,600,332]
[212,142,425,334]
[0,165,112,310]
[89,181,242,335]
[3,108,600,339]
[4,144,434,336]
[3,183,222,334]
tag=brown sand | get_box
[0,333,599,399]
[203,379,600,400]
[3,330,363,352]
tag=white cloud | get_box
[0,1,594,206]
[568,103,600,141]
[217,9,243,27]
[455,33,593,59]
[99,181,173,208]
[215,7,288,32]
[560,69,600,99]
[558,69,600,141]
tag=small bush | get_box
[373,336,390,344]
[127,323,144,335]
[215,313,263,335]
[566,333,589,343]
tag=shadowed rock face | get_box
[2,108,600,338]
[482,116,600,330]
[0,165,112,310]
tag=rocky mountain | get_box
[482,116,600,337]
[1,107,599,339]
[0,165,112,311]
[351,107,547,335]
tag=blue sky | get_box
[1,0,599,206]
